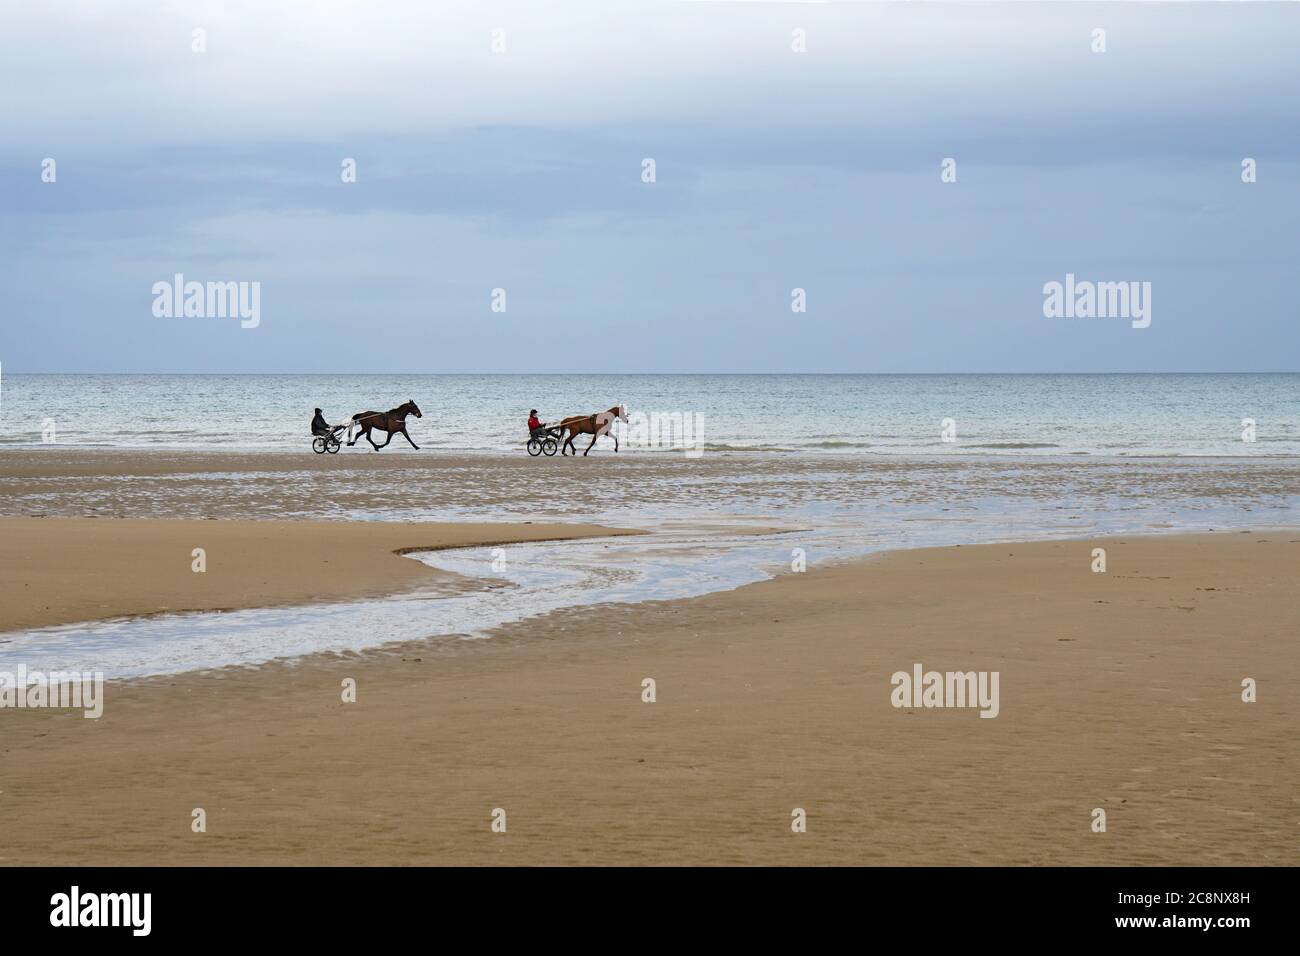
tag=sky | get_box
[2,0,1298,373]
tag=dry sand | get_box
[1,526,1295,865]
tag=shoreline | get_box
[2,530,1294,865]
[5,444,1300,459]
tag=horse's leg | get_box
[365,427,383,451]
[347,421,359,446]
[373,429,394,450]
[562,430,574,456]
[584,432,599,456]
[401,427,419,450]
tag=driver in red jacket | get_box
[528,409,544,435]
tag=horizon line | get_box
[4,370,1300,377]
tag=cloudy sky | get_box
[3,0,1298,373]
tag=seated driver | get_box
[528,409,544,435]
[311,407,332,436]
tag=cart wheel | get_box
[542,438,558,456]
[326,438,341,454]
[312,437,327,454]
[527,438,542,457]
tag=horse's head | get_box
[612,404,628,424]
[405,400,422,418]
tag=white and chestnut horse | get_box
[559,405,627,456]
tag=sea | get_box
[1,373,1297,456]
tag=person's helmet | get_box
[530,409,538,416]
[314,407,322,414]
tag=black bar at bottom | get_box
[0,866,1281,940]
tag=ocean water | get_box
[1,373,1297,456]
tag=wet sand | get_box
[1,531,1295,865]
[3,448,1297,526]
[0,517,634,632]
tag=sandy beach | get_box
[1,519,1294,865]
[0,517,634,632]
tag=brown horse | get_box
[347,400,422,450]
[560,405,628,456]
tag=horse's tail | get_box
[348,411,376,442]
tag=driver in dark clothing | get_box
[311,408,332,436]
